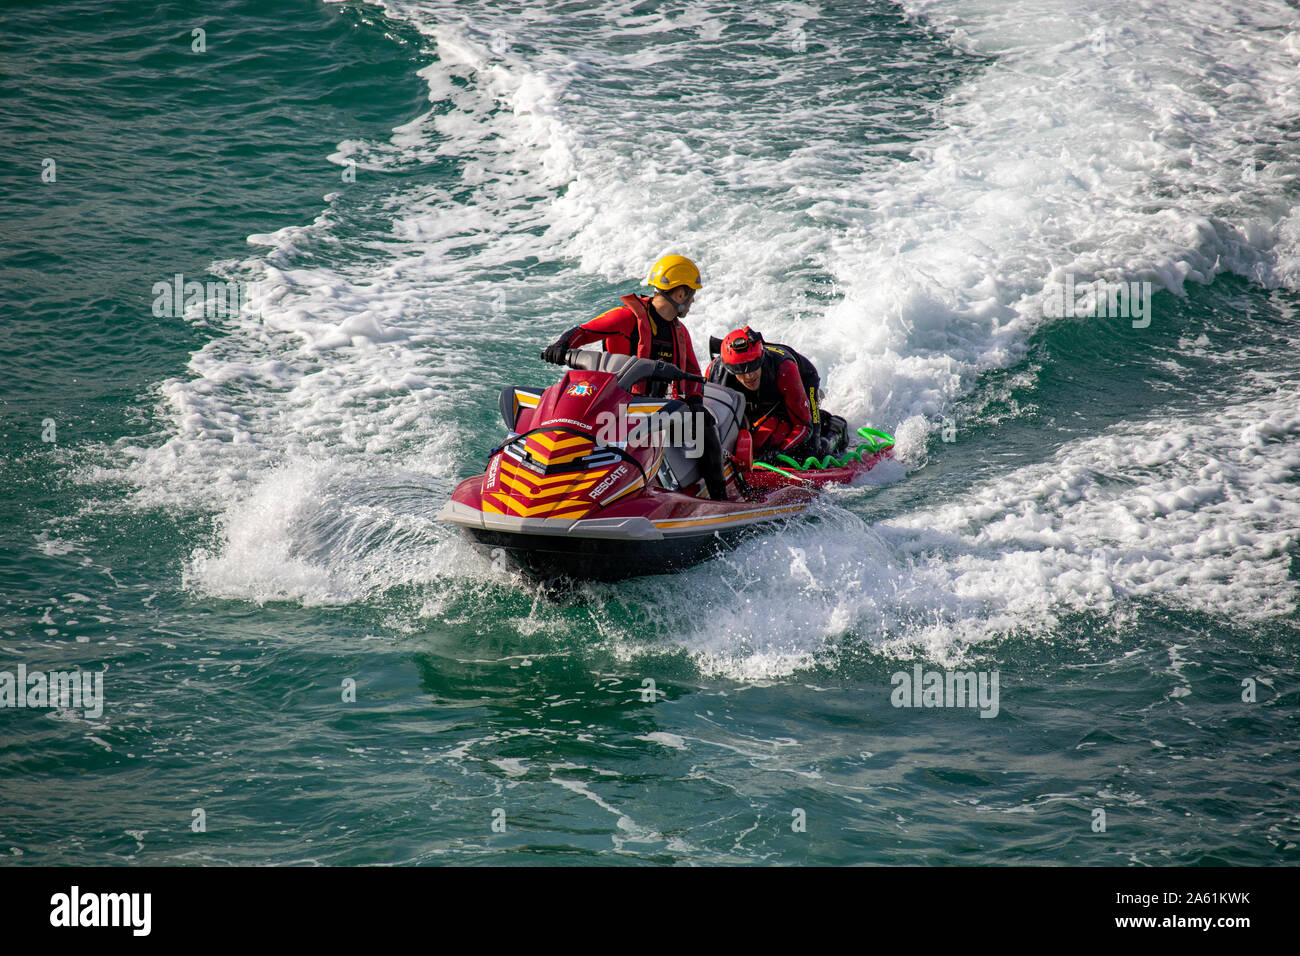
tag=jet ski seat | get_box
[660,383,744,491]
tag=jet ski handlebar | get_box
[644,363,706,384]
[544,348,704,389]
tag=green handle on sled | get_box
[766,426,895,473]
[856,427,895,454]
[752,461,801,480]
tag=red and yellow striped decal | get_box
[523,431,594,467]
[483,492,597,519]
[499,458,601,493]
[485,430,616,519]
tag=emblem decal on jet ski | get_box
[566,382,595,397]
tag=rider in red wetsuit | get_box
[542,255,704,402]
[707,327,818,461]
[541,255,728,500]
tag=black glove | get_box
[684,393,718,432]
[542,327,580,365]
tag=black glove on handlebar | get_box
[542,327,581,364]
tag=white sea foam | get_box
[635,374,1300,676]
[92,0,1300,650]
[364,0,1300,435]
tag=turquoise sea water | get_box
[2,0,1298,865]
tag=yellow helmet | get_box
[647,254,702,291]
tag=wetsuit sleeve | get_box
[772,359,812,450]
[567,306,637,353]
[752,415,785,450]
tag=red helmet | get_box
[721,327,764,374]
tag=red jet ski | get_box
[437,350,892,580]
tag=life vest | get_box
[618,294,697,399]
[620,294,685,365]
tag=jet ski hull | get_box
[438,481,817,580]
[435,349,894,582]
